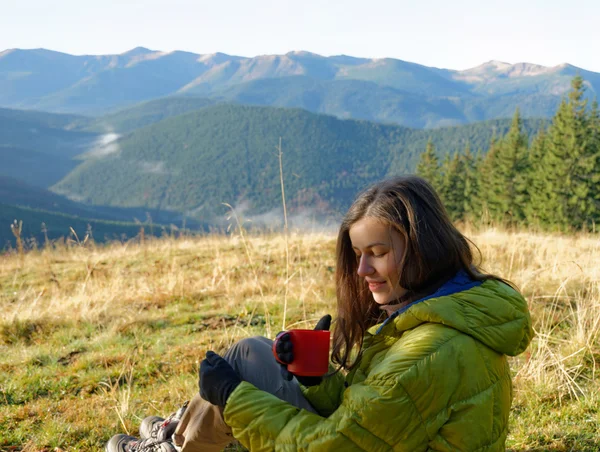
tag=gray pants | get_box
[173,336,317,452]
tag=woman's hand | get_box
[199,351,242,407]
[275,314,331,386]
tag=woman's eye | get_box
[355,251,386,259]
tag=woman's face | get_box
[349,217,407,305]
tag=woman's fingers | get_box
[277,351,294,364]
[274,333,293,354]
[204,350,220,364]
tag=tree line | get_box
[417,76,600,231]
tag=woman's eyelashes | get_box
[354,250,388,260]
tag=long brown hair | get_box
[332,175,509,370]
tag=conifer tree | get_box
[416,139,441,191]
[478,135,501,223]
[439,152,465,221]
[543,76,598,229]
[586,99,600,230]
[462,145,482,223]
[488,109,530,224]
[524,128,552,227]
[438,152,452,208]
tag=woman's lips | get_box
[368,281,386,291]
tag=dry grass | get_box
[0,233,331,329]
[1,228,599,450]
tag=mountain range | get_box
[1,46,585,246]
[1,47,598,128]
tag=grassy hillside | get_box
[0,229,598,450]
[53,104,547,219]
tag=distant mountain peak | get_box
[198,52,240,64]
[484,60,513,69]
[555,62,576,71]
[456,60,574,83]
[121,47,154,56]
[0,47,75,62]
[286,50,324,58]
[466,60,514,73]
[0,49,16,58]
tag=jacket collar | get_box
[373,269,482,335]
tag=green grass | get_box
[1,230,599,451]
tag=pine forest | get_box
[417,76,600,231]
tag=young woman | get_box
[107,175,533,452]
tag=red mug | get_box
[272,329,330,376]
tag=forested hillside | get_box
[52,103,546,220]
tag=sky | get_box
[1,0,600,72]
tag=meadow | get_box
[1,226,599,451]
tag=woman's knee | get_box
[224,336,272,362]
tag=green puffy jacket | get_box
[224,272,533,451]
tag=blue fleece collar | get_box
[375,269,482,334]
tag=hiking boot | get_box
[139,401,189,440]
[105,434,177,452]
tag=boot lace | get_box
[128,437,173,452]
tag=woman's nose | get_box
[357,256,374,277]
